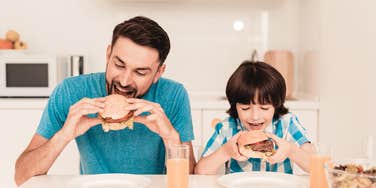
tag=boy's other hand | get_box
[222,131,248,161]
[265,133,292,164]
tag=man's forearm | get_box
[15,131,70,186]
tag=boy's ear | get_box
[153,64,166,83]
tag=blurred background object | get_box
[264,50,295,99]
[0,30,27,50]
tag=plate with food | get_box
[66,174,151,188]
[326,159,376,188]
[217,171,308,188]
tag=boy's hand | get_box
[221,131,248,161]
[265,133,292,164]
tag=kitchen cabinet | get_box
[0,99,79,188]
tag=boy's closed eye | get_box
[241,107,250,111]
[260,106,271,110]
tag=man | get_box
[15,16,195,185]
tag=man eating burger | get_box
[15,16,195,186]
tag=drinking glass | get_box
[166,144,189,188]
[310,144,332,188]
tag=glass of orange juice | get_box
[166,144,189,188]
[310,144,332,188]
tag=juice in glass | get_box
[167,158,189,188]
[166,144,189,188]
[310,154,331,188]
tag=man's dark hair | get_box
[226,60,289,119]
[111,16,170,64]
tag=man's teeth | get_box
[115,86,133,94]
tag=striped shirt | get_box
[201,113,311,174]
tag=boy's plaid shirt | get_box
[201,113,311,174]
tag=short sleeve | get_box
[201,122,227,158]
[36,81,69,139]
[287,114,311,145]
[168,86,194,143]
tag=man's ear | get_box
[153,64,166,83]
[106,45,112,64]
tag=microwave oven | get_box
[0,53,61,98]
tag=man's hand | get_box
[60,97,105,141]
[221,131,248,161]
[265,133,292,164]
[125,98,178,140]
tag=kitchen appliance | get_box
[0,52,61,98]
[67,55,85,77]
[264,50,295,99]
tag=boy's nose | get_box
[251,108,260,121]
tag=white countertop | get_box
[19,174,309,188]
[19,175,220,188]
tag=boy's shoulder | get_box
[214,116,240,133]
[273,112,298,125]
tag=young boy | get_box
[194,60,315,174]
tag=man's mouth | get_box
[113,85,136,98]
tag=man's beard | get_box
[107,81,137,98]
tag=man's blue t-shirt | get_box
[36,72,194,174]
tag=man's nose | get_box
[119,71,132,87]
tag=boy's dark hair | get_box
[226,60,289,119]
[111,16,170,65]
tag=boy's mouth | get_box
[247,122,264,130]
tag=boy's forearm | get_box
[287,143,314,172]
[15,131,70,186]
[194,146,230,174]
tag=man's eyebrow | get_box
[135,67,152,71]
[114,56,152,71]
[114,56,125,64]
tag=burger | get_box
[98,94,134,132]
[237,130,275,159]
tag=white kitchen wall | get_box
[297,0,321,97]
[318,0,376,161]
[0,0,308,94]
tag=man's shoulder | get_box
[57,72,105,99]
[154,77,186,97]
[157,77,184,89]
[62,72,104,85]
